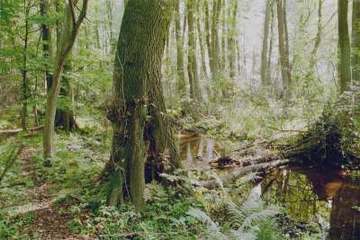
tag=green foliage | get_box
[188,185,283,240]
[0,216,16,239]
[79,183,204,239]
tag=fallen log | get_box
[0,126,43,138]
[202,159,291,189]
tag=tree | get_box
[227,0,238,80]
[105,0,175,210]
[338,0,351,93]
[276,0,291,100]
[352,0,360,82]
[210,0,221,79]
[43,0,88,161]
[261,0,272,87]
[20,0,32,130]
[40,0,53,92]
[187,0,202,102]
[175,0,186,97]
[307,0,322,80]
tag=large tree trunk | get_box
[106,0,173,210]
[352,0,360,82]
[338,0,351,93]
[43,1,88,161]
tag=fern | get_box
[187,207,228,240]
[187,184,282,240]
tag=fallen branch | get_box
[201,159,291,189]
[0,126,43,137]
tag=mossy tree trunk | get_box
[338,0,351,93]
[352,0,360,82]
[107,0,175,210]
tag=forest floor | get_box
[1,102,358,239]
[17,146,88,240]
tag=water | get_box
[179,134,360,239]
[261,168,360,240]
[178,133,222,170]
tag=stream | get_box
[179,134,360,240]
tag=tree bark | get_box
[40,0,53,91]
[21,1,31,130]
[261,0,272,86]
[175,0,186,97]
[307,0,322,80]
[186,0,202,102]
[210,0,221,79]
[227,0,238,80]
[107,0,173,210]
[352,0,360,82]
[276,0,291,100]
[338,0,351,93]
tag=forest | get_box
[0,0,359,239]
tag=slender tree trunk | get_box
[220,0,226,71]
[338,0,351,93]
[276,0,291,100]
[261,0,272,86]
[307,0,322,79]
[40,0,53,91]
[106,0,173,210]
[43,1,88,161]
[352,0,360,82]
[175,0,186,97]
[210,0,221,78]
[21,1,30,130]
[267,4,275,88]
[227,0,238,80]
[204,0,212,74]
[196,0,208,81]
[187,0,202,102]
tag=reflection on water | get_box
[178,133,222,170]
[261,168,360,240]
